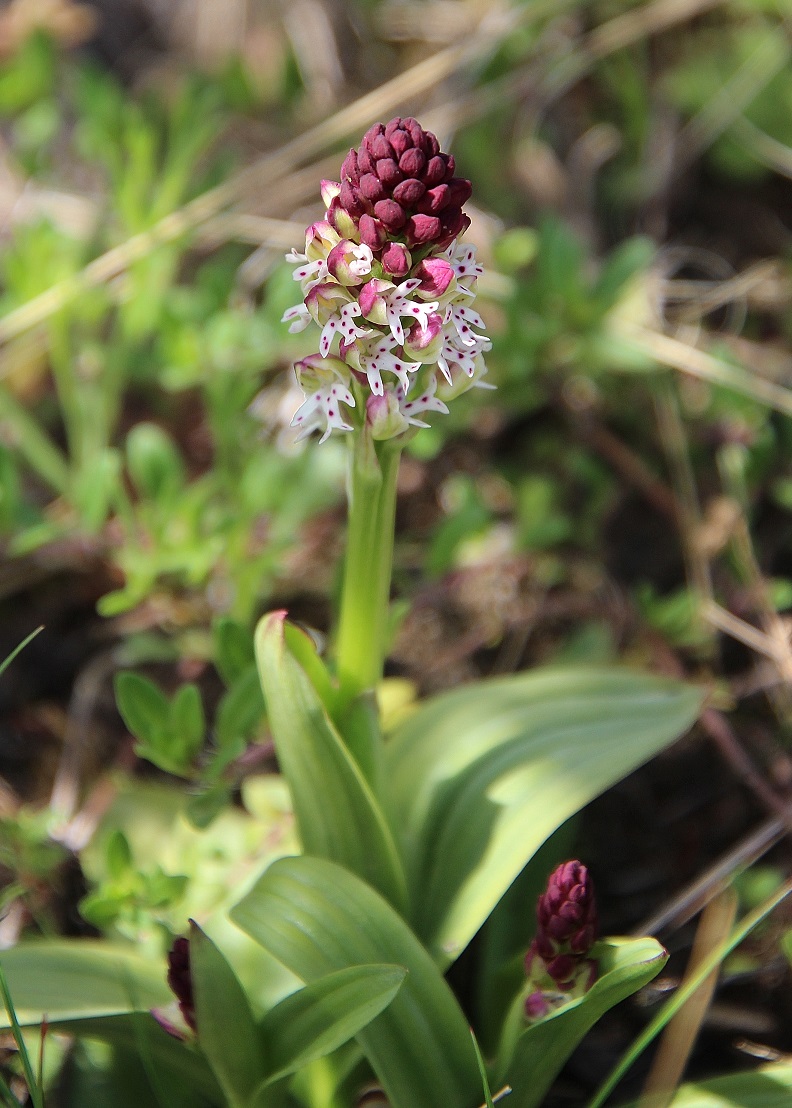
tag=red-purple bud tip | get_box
[166,936,197,1032]
[337,118,472,253]
[526,860,599,991]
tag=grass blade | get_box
[588,879,792,1107]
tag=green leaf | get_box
[0,942,170,1028]
[385,668,702,961]
[497,937,667,1106]
[40,1012,222,1106]
[190,923,265,1108]
[232,856,481,1108]
[169,683,205,762]
[256,964,405,1089]
[215,666,265,749]
[114,672,169,747]
[214,617,256,687]
[254,612,406,910]
[657,1061,792,1106]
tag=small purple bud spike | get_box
[523,861,600,1018]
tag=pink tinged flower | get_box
[447,302,486,347]
[524,860,600,992]
[383,278,439,345]
[305,282,352,326]
[366,389,410,440]
[326,240,374,286]
[403,312,444,364]
[320,179,341,207]
[396,373,448,427]
[292,354,355,443]
[352,333,415,395]
[281,303,311,333]
[327,198,359,240]
[304,220,340,261]
[449,242,484,285]
[524,991,550,1021]
[319,301,370,358]
[414,257,455,299]
[359,278,393,326]
[438,335,480,384]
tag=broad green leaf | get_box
[114,672,169,747]
[190,923,265,1108]
[497,937,667,1106]
[385,668,702,960]
[0,941,170,1027]
[232,856,481,1108]
[659,1061,792,1106]
[256,964,405,1089]
[254,612,406,910]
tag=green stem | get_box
[335,430,401,707]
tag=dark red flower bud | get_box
[369,134,394,161]
[340,180,366,219]
[374,199,407,231]
[166,936,197,1032]
[358,173,384,203]
[381,242,411,277]
[375,159,403,188]
[445,178,472,207]
[393,178,425,205]
[407,213,441,244]
[424,156,447,186]
[341,149,359,184]
[399,148,425,177]
[417,184,450,214]
[359,214,387,249]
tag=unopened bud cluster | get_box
[523,860,599,1021]
[166,935,197,1032]
[282,118,491,443]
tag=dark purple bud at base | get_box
[167,936,197,1032]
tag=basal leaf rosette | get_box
[281,118,492,444]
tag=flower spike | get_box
[275,117,491,443]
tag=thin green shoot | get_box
[0,627,44,681]
[37,1017,47,1093]
[588,878,792,1107]
[471,1027,512,1108]
[0,963,44,1108]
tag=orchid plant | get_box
[0,120,704,1108]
